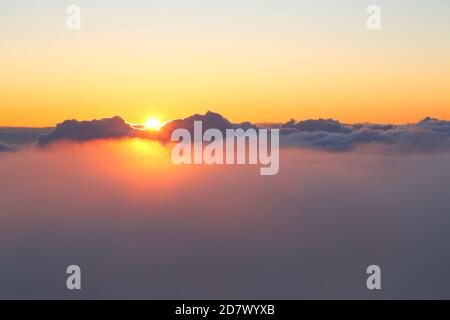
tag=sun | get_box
[145,118,163,131]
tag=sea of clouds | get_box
[3,111,450,154]
[1,113,450,298]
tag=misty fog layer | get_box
[1,140,450,299]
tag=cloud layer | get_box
[2,144,450,298]
[0,141,18,152]
[0,112,447,154]
[280,117,450,152]
[37,116,137,147]
[35,111,257,147]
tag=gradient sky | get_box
[1,0,450,126]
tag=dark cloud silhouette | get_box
[37,116,140,147]
[0,127,51,146]
[165,111,235,132]
[355,124,396,131]
[281,117,450,152]
[0,141,18,152]
[158,111,258,140]
[11,111,450,153]
[281,118,352,134]
[37,112,259,146]
[281,129,381,151]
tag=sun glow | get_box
[145,118,163,131]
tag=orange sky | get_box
[1,1,450,127]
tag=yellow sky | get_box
[1,1,450,127]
